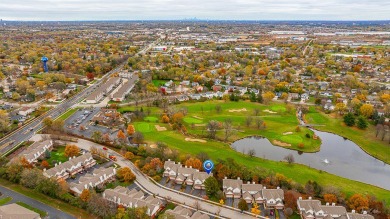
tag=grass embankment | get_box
[16,201,47,217]
[0,178,94,219]
[118,100,390,205]
[57,108,79,121]
[0,196,12,205]
[305,106,390,164]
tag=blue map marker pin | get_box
[203,160,214,174]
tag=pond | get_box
[231,129,390,190]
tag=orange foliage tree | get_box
[127,125,135,135]
[324,194,338,204]
[185,158,202,170]
[64,145,80,157]
[117,130,126,140]
[80,189,91,202]
[348,194,369,212]
[124,152,134,160]
[41,160,50,169]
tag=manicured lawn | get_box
[144,116,159,122]
[135,122,153,133]
[183,117,203,124]
[305,106,390,164]
[46,146,68,166]
[280,135,303,145]
[16,201,47,217]
[0,178,93,219]
[0,196,12,205]
[57,108,79,121]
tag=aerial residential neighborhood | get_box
[0,1,389,219]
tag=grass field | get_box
[305,106,390,164]
[183,117,203,124]
[57,108,79,121]
[120,100,390,205]
[0,196,12,205]
[46,146,68,165]
[135,122,154,133]
[16,201,47,217]
[144,116,159,122]
[0,178,93,219]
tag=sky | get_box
[1,0,389,21]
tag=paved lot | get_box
[0,186,75,219]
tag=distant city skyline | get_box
[1,0,389,21]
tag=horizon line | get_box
[2,19,390,22]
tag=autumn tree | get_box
[251,202,261,215]
[80,189,91,202]
[360,104,374,118]
[149,158,164,171]
[41,160,50,169]
[324,194,338,204]
[238,199,249,212]
[207,120,220,139]
[117,130,126,143]
[348,194,369,212]
[0,110,10,133]
[64,145,80,157]
[124,152,134,160]
[185,158,202,170]
[162,114,170,123]
[92,131,103,143]
[132,131,144,144]
[262,91,275,105]
[127,125,135,135]
[117,167,136,183]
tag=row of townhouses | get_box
[43,152,96,180]
[85,77,121,104]
[163,160,212,189]
[223,177,284,209]
[103,186,162,217]
[297,197,374,219]
[20,140,53,164]
[165,206,210,219]
[69,166,116,195]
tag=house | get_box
[323,99,335,111]
[180,81,190,86]
[91,108,122,126]
[111,79,136,102]
[103,186,162,217]
[166,206,210,219]
[223,177,243,199]
[262,187,284,209]
[69,167,116,195]
[18,107,35,116]
[43,152,96,180]
[193,172,212,190]
[163,161,182,180]
[347,212,374,219]
[0,203,41,219]
[19,140,53,164]
[176,166,197,185]
[177,95,189,102]
[119,71,133,79]
[85,77,121,104]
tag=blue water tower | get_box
[41,56,49,72]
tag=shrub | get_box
[298,143,305,149]
[305,133,311,138]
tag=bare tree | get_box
[248,149,256,158]
[382,125,389,141]
[376,124,383,137]
[255,118,264,130]
[207,120,219,139]
[215,104,222,114]
[284,154,295,164]
[223,119,234,141]
[254,108,260,116]
[245,116,253,127]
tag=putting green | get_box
[144,116,159,122]
[136,123,153,133]
[183,117,203,124]
[280,135,303,144]
[270,105,286,112]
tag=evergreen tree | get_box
[343,113,355,127]
[357,116,368,129]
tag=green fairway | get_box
[16,202,47,217]
[183,117,203,124]
[144,116,159,122]
[0,196,12,205]
[135,122,153,133]
[270,105,286,112]
[305,106,390,164]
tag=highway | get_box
[0,41,156,156]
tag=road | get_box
[0,41,156,156]
[29,135,263,219]
[0,185,75,219]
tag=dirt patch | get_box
[150,144,157,149]
[273,140,291,147]
[283,132,293,135]
[263,109,277,114]
[195,124,206,127]
[155,125,167,131]
[228,108,247,112]
[193,116,203,120]
[185,138,207,143]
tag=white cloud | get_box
[0,0,389,20]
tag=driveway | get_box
[0,186,75,219]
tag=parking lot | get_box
[64,107,118,140]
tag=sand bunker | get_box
[283,132,293,135]
[185,138,207,143]
[273,140,291,147]
[155,125,167,131]
[229,108,247,112]
[193,116,203,120]
[263,109,277,114]
[195,124,206,127]
[150,144,157,149]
